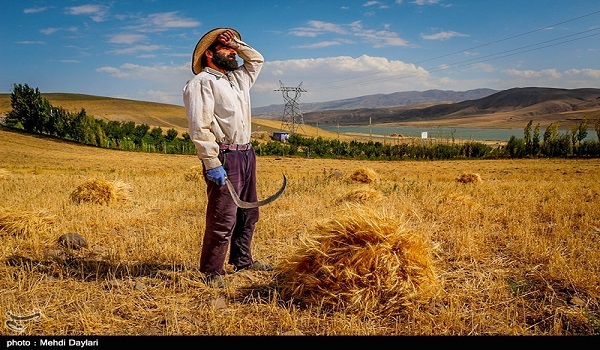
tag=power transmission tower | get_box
[274,80,306,135]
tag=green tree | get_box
[6,83,50,133]
[132,124,150,147]
[524,120,533,155]
[165,128,178,142]
[149,127,165,151]
[570,123,579,151]
[506,136,525,158]
[121,121,136,138]
[532,123,541,156]
[68,109,94,144]
[49,107,72,138]
[576,118,588,145]
[104,120,125,147]
[542,123,571,157]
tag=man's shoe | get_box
[236,261,273,272]
[203,274,228,288]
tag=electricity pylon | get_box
[274,80,306,135]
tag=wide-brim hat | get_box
[191,27,241,74]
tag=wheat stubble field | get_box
[0,126,599,336]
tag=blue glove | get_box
[206,166,227,186]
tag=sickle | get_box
[225,174,287,208]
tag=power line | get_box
[302,9,600,93]
[336,27,600,89]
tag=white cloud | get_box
[421,31,469,41]
[65,5,109,22]
[108,45,162,55]
[16,41,45,45]
[41,28,58,35]
[363,1,382,6]
[108,34,147,45]
[289,20,408,48]
[294,41,343,49]
[133,12,200,33]
[565,68,600,79]
[251,55,432,106]
[504,68,561,79]
[24,7,47,14]
[143,90,176,104]
[413,0,440,5]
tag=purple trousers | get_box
[200,147,259,276]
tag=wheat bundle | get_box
[456,172,482,184]
[0,208,55,236]
[70,179,132,205]
[338,187,382,204]
[349,167,379,184]
[184,165,204,182]
[276,205,438,316]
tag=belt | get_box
[218,143,252,151]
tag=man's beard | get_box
[212,51,239,71]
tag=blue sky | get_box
[1,0,599,108]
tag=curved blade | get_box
[225,174,287,209]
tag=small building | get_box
[272,131,289,142]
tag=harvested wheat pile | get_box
[276,205,439,316]
[338,187,382,204]
[456,172,482,184]
[70,179,132,205]
[184,165,204,182]
[0,208,55,236]
[349,167,379,184]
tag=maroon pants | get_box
[200,147,259,276]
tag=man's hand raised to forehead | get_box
[217,30,235,46]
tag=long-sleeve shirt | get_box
[182,38,264,170]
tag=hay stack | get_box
[338,187,382,204]
[349,167,379,184]
[0,208,55,236]
[456,172,482,184]
[70,179,132,205]
[276,205,438,316]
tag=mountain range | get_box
[252,88,498,116]
[255,87,600,129]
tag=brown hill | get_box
[2,87,599,134]
[0,93,345,141]
[303,87,600,129]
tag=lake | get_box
[318,125,599,142]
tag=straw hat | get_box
[191,27,241,74]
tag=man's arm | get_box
[183,79,221,170]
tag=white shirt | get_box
[183,38,263,169]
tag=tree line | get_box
[3,83,600,160]
[4,83,195,154]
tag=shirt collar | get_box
[203,67,226,79]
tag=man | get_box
[183,28,272,288]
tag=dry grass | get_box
[183,165,204,182]
[1,127,599,336]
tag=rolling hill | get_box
[252,88,498,116]
[1,87,599,135]
[300,87,600,129]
